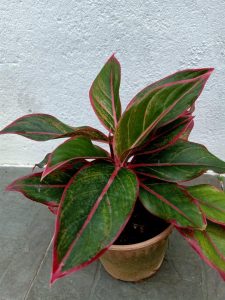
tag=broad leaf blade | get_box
[134,116,193,155]
[139,182,205,229]
[127,68,213,109]
[0,114,108,142]
[131,140,225,182]
[6,160,86,207]
[114,69,213,161]
[42,137,109,178]
[51,162,138,283]
[90,55,121,131]
[187,184,225,225]
[178,222,225,280]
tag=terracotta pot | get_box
[100,224,173,282]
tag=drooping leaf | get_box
[139,181,205,229]
[6,160,86,207]
[0,114,108,142]
[131,140,225,182]
[114,69,213,161]
[51,162,138,283]
[134,116,194,156]
[89,55,121,132]
[187,184,225,225]
[42,136,109,178]
[177,222,225,280]
[127,68,213,109]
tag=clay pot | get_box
[100,224,173,282]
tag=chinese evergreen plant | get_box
[1,55,225,283]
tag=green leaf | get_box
[6,160,86,207]
[51,162,138,283]
[0,114,108,142]
[178,222,225,280]
[114,69,212,161]
[127,68,213,109]
[131,140,225,182]
[42,137,109,178]
[90,55,121,132]
[134,116,193,155]
[139,182,205,229]
[187,184,225,225]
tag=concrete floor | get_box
[0,167,225,300]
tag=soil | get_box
[114,200,169,245]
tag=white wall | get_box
[1,0,225,166]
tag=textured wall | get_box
[1,0,225,166]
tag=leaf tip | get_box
[40,171,48,181]
[202,67,214,80]
[5,179,18,192]
[5,184,13,192]
[0,127,8,135]
[50,272,58,285]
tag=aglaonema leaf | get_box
[0,114,108,142]
[6,160,86,207]
[127,68,213,109]
[131,140,225,182]
[187,184,225,225]
[51,162,138,283]
[89,54,121,132]
[139,181,205,229]
[134,116,194,156]
[114,68,213,161]
[179,118,194,140]
[42,136,109,178]
[177,222,225,280]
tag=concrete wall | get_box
[1,0,225,166]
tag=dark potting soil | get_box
[114,200,169,245]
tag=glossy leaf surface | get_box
[6,161,86,207]
[90,55,121,131]
[187,184,225,225]
[178,222,225,280]
[114,69,212,160]
[51,163,138,283]
[132,140,225,182]
[0,114,108,142]
[42,137,109,178]
[139,182,205,229]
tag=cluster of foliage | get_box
[1,55,225,284]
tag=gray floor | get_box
[0,167,225,300]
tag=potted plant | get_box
[1,55,225,284]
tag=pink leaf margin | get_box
[41,137,110,179]
[50,165,138,284]
[5,172,62,208]
[126,68,214,110]
[134,116,194,156]
[0,113,109,142]
[115,68,213,163]
[89,54,121,132]
[176,226,225,281]
[139,182,206,230]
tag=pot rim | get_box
[109,224,173,251]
